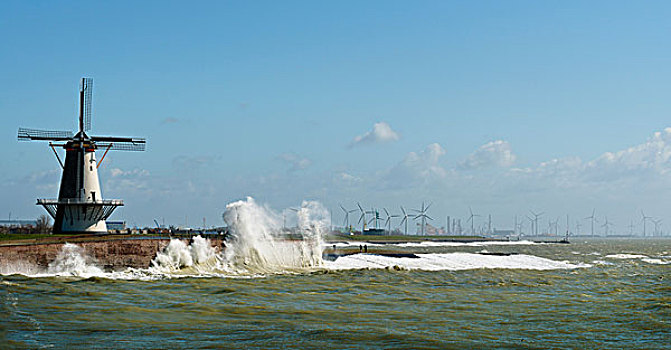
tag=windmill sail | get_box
[82,78,93,132]
[18,128,74,141]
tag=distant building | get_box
[106,221,126,231]
[493,229,515,237]
[0,220,37,227]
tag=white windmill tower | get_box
[18,78,146,234]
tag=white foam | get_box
[36,243,104,278]
[325,242,384,248]
[396,240,537,248]
[221,197,326,274]
[641,258,670,265]
[324,252,589,271]
[605,254,649,260]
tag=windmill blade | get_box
[96,141,146,151]
[18,128,73,141]
[400,206,406,216]
[399,216,407,225]
[383,208,390,217]
[340,204,347,213]
[425,215,433,221]
[367,217,375,225]
[357,202,364,212]
[91,135,146,143]
[425,202,432,212]
[82,78,93,131]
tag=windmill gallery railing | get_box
[37,199,124,222]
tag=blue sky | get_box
[1,1,670,233]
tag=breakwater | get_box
[0,236,224,271]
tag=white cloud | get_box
[460,140,516,170]
[386,143,448,187]
[587,128,671,174]
[109,168,150,178]
[349,122,400,147]
[278,153,311,171]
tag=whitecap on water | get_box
[324,252,590,271]
[605,254,649,260]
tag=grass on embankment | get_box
[325,233,494,243]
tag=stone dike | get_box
[0,236,225,271]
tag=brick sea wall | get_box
[0,237,225,271]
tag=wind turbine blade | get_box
[425,215,433,221]
[425,202,432,212]
[384,208,390,217]
[400,206,406,215]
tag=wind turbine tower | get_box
[585,209,597,237]
[641,211,652,237]
[399,206,410,235]
[467,207,480,235]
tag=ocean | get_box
[1,238,669,349]
[1,199,669,349]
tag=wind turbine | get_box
[356,202,367,232]
[601,216,612,236]
[530,210,544,236]
[526,215,534,236]
[467,207,481,235]
[399,206,410,235]
[339,204,356,231]
[627,220,635,236]
[641,211,652,237]
[585,209,597,237]
[652,218,662,236]
[382,208,399,234]
[413,202,433,235]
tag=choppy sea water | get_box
[1,238,669,349]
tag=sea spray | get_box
[151,236,220,273]
[46,243,104,277]
[222,197,328,273]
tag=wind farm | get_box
[327,202,669,239]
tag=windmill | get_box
[399,206,410,235]
[584,209,597,237]
[382,208,399,234]
[339,204,356,231]
[467,207,480,235]
[412,202,433,235]
[18,78,146,234]
[641,211,652,237]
